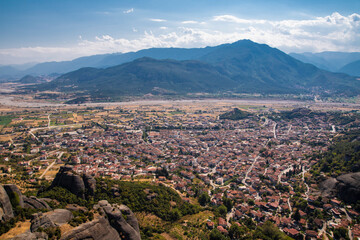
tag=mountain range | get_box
[3,41,360,81]
[289,52,360,76]
[28,40,360,101]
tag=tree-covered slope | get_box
[199,40,360,95]
[35,57,236,97]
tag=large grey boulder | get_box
[320,172,360,203]
[4,184,24,208]
[30,213,56,232]
[336,172,360,203]
[60,217,121,240]
[0,184,14,222]
[23,196,51,210]
[46,209,73,225]
[50,165,96,198]
[30,209,73,232]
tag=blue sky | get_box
[0,0,359,64]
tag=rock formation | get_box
[50,165,96,198]
[99,200,141,240]
[61,200,141,240]
[336,172,360,203]
[1,183,51,224]
[10,231,48,240]
[60,217,121,240]
[30,209,73,232]
[82,174,96,196]
[23,196,51,210]
[4,184,25,208]
[0,184,14,222]
[320,172,360,203]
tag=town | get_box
[1,100,359,239]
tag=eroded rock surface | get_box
[51,165,96,198]
[30,209,73,232]
[10,231,48,240]
[60,217,121,240]
[23,196,51,210]
[0,184,14,222]
[100,200,141,240]
[4,184,24,208]
[320,172,360,203]
[51,165,86,198]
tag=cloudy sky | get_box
[0,0,359,65]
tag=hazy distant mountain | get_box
[289,52,360,72]
[0,46,216,78]
[0,65,22,77]
[24,54,111,75]
[339,60,360,77]
[17,75,46,84]
[31,40,360,99]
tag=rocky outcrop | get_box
[10,231,48,240]
[30,213,56,232]
[336,172,360,203]
[0,184,14,222]
[4,184,25,208]
[51,165,86,198]
[62,200,141,240]
[23,196,51,210]
[99,200,141,240]
[30,209,73,232]
[320,172,360,203]
[50,165,96,198]
[60,217,121,240]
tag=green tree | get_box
[218,205,228,217]
[229,224,246,240]
[293,209,301,222]
[223,197,233,212]
[210,228,226,240]
[199,192,210,206]
[169,208,182,222]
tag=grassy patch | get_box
[0,115,14,125]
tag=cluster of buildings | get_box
[1,106,359,239]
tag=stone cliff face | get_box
[99,200,141,240]
[4,184,24,208]
[1,183,51,224]
[320,172,360,203]
[0,184,14,222]
[50,165,96,198]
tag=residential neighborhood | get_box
[1,101,359,239]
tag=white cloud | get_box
[182,20,198,24]
[0,12,359,64]
[123,8,134,14]
[213,15,267,24]
[150,18,166,22]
